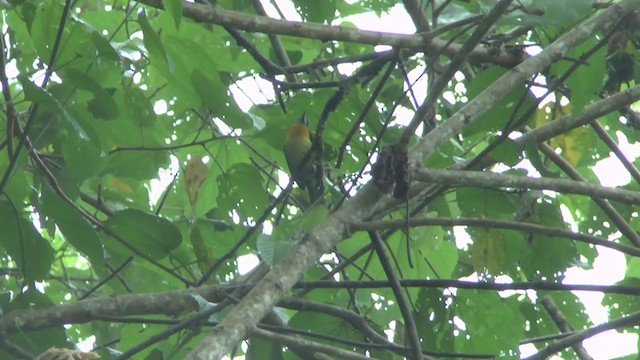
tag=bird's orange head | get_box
[287,113,310,141]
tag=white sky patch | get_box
[149,155,180,205]
[230,76,275,112]
[340,4,416,34]
[237,254,260,275]
[592,131,640,187]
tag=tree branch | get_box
[517,84,640,145]
[136,0,522,67]
[251,328,371,360]
[538,142,640,247]
[413,168,640,205]
[350,216,640,257]
[541,296,593,360]
[524,310,640,360]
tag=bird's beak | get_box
[299,113,308,126]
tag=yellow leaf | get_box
[534,103,552,128]
[190,225,215,277]
[184,156,209,206]
[470,228,506,275]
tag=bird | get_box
[284,114,322,203]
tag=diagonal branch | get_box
[517,85,640,145]
[524,310,640,360]
[538,142,640,247]
[590,120,640,184]
[540,296,593,360]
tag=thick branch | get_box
[1,278,638,336]
[137,0,522,67]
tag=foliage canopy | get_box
[0,0,639,359]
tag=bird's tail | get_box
[306,164,325,204]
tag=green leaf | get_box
[1,289,72,356]
[19,76,89,140]
[566,42,606,115]
[470,228,507,275]
[425,241,458,278]
[91,31,121,61]
[455,291,524,354]
[0,200,54,282]
[193,174,218,217]
[533,0,592,25]
[41,189,105,268]
[190,224,214,274]
[30,2,93,65]
[190,69,227,114]
[492,139,522,166]
[256,234,292,267]
[105,209,182,259]
[416,288,455,351]
[522,201,577,280]
[61,135,106,181]
[247,112,266,131]
[299,204,328,232]
[0,163,30,204]
[464,68,536,136]
[163,0,183,30]
[63,69,119,120]
[108,150,169,180]
[525,141,559,177]
[123,87,155,127]
[602,278,640,318]
[247,338,283,360]
[217,163,267,220]
[138,10,171,73]
[295,0,337,23]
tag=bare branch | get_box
[413,168,640,205]
[350,216,640,257]
[137,0,522,67]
